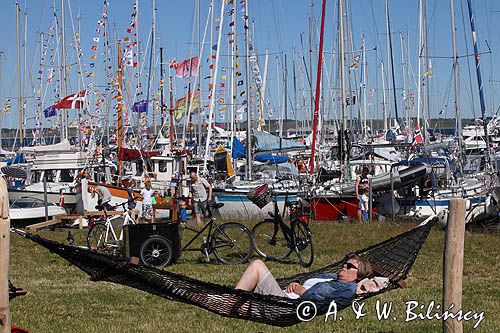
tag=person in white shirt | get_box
[188,171,212,226]
[140,179,155,223]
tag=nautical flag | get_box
[412,123,424,147]
[43,105,57,118]
[174,90,201,121]
[132,100,149,113]
[55,90,87,109]
[169,56,199,78]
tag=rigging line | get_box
[320,47,377,55]
[270,0,283,55]
[420,50,492,59]
[20,8,40,101]
[438,67,454,117]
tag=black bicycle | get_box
[171,201,254,265]
[250,184,314,267]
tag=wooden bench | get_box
[25,210,124,231]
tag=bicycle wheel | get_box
[292,221,314,267]
[252,220,292,261]
[140,236,173,268]
[87,223,107,251]
[212,222,253,265]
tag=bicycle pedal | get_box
[203,249,210,263]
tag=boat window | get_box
[31,200,46,208]
[60,169,74,182]
[31,171,41,183]
[46,170,56,182]
[135,161,144,176]
[159,160,169,173]
[10,199,36,209]
[145,159,154,173]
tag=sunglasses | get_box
[344,262,359,270]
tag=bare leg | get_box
[195,212,202,225]
[235,259,270,291]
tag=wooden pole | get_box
[368,177,373,224]
[308,0,327,175]
[169,75,174,152]
[443,198,466,333]
[0,177,11,332]
[390,172,395,221]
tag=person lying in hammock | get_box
[236,255,372,312]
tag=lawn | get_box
[7,221,500,332]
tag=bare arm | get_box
[355,177,361,199]
[208,183,213,201]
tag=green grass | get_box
[7,221,500,332]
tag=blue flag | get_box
[132,100,148,113]
[43,105,57,118]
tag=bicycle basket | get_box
[247,184,272,209]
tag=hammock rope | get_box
[14,220,435,327]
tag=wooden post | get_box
[43,172,49,221]
[368,177,373,224]
[0,177,11,332]
[443,198,466,333]
[390,172,395,221]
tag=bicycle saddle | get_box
[95,204,105,211]
[208,202,224,209]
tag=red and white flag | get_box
[55,90,87,109]
[412,123,424,146]
[169,56,199,78]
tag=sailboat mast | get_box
[466,0,491,167]
[309,0,326,176]
[339,0,348,179]
[203,0,226,173]
[450,0,463,166]
[160,47,165,136]
[61,0,68,141]
[381,61,387,131]
[169,75,174,151]
[244,0,252,180]
[230,0,237,149]
[103,1,110,143]
[362,36,367,139]
[386,0,400,128]
[416,0,423,132]
[117,42,124,177]
[16,2,22,146]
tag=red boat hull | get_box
[310,196,375,221]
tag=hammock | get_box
[14,221,435,327]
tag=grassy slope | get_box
[8,221,500,332]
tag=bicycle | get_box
[250,183,314,267]
[86,200,137,256]
[170,201,254,265]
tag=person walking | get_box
[188,171,212,226]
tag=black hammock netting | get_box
[15,220,435,327]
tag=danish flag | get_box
[55,90,87,109]
[412,123,424,147]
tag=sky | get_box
[0,0,500,134]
